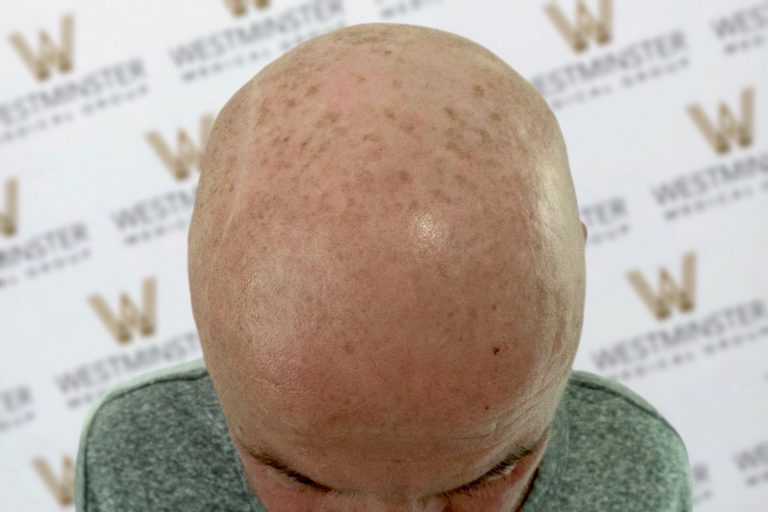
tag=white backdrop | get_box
[1,0,766,510]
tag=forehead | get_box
[221,358,567,498]
[220,331,568,456]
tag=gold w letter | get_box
[32,456,74,506]
[688,87,755,154]
[9,14,74,81]
[88,277,157,343]
[145,114,214,181]
[0,178,18,237]
[627,253,696,321]
[224,0,271,17]
[545,0,612,53]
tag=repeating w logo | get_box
[145,114,214,181]
[544,0,613,53]
[0,178,18,237]
[224,0,271,17]
[688,87,755,155]
[626,253,696,321]
[8,14,74,81]
[88,277,157,344]
[32,455,74,506]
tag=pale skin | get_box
[188,23,588,512]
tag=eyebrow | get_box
[246,427,550,496]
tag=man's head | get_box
[188,22,586,511]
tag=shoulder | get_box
[565,370,689,458]
[77,357,211,424]
[555,370,693,511]
[76,357,214,466]
[74,358,245,511]
[567,370,677,423]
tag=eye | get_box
[276,462,514,499]
[439,464,514,499]
[279,470,358,497]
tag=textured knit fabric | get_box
[74,357,692,511]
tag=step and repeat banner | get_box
[1,0,766,510]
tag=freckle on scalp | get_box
[493,347,500,355]
[325,110,340,123]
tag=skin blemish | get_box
[445,141,471,161]
[325,111,340,123]
[306,84,320,96]
[473,84,485,97]
[399,121,415,133]
[285,98,297,109]
[384,49,393,56]
[392,79,402,89]
[474,127,492,144]
[315,140,331,155]
[259,99,272,119]
[315,111,340,128]
[453,172,477,193]
[349,71,367,83]
[362,133,382,142]
[384,108,397,120]
[429,188,453,205]
[444,107,456,120]
[493,347,500,355]
[490,112,502,122]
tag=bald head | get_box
[188,23,586,510]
